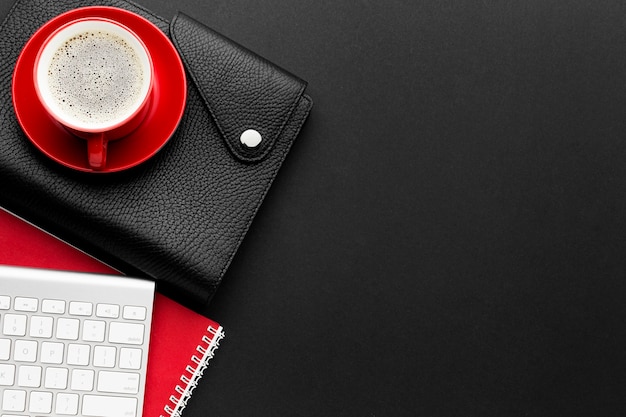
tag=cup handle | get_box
[87,133,108,170]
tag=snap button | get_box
[240,129,262,148]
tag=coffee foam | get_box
[46,30,145,126]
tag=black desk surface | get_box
[3,0,626,415]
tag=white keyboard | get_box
[0,265,154,417]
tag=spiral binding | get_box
[160,325,225,417]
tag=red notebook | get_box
[0,208,224,417]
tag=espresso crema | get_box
[46,29,145,126]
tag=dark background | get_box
[3,0,626,415]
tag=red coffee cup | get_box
[33,18,154,170]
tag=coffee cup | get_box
[33,18,153,170]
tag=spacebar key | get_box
[82,395,137,417]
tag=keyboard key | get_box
[14,297,37,312]
[13,340,37,362]
[97,370,140,394]
[96,303,119,318]
[70,369,94,391]
[0,364,15,386]
[2,389,26,412]
[41,299,65,314]
[82,394,137,417]
[93,346,116,368]
[0,295,10,309]
[2,314,27,336]
[67,344,90,366]
[44,367,68,389]
[28,390,52,413]
[0,338,10,360]
[56,393,79,415]
[119,347,142,370]
[56,318,79,340]
[82,320,106,342]
[29,315,53,338]
[69,301,92,316]
[17,365,41,387]
[108,322,144,345]
[40,342,64,364]
[123,305,147,321]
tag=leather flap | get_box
[170,12,307,162]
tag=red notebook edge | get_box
[0,207,224,417]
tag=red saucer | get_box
[12,7,187,173]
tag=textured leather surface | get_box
[0,0,312,310]
[171,13,307,162]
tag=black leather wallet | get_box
[0,0,312,310]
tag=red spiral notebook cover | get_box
[0,208,224,417]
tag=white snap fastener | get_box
[240,129,262,148]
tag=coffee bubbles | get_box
[46,30,145,126]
